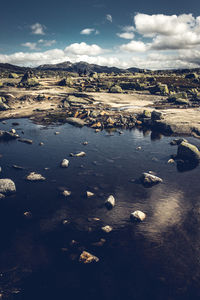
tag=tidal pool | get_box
[0,118,200,300]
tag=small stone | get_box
[55,132,60,135]
[60,159,69,168]
[105,195,115,209]
[101,225,113,233]
[70,152,86,157]
[87,217,100,222]
[136,146,142,150]
[168,159,175,164]
[24,211,32,219]
[62,219,69,225]
[86,191,95,198]
[26,172,46,181]
[79,251,99,264]
[39,142,44,146]
[18,138,33,144]
[82,141,88,145]
[95,129,100,133]
[62,190,71,197]
[10,129,16,134]
[12,164,25,170]
[130,210,146,222]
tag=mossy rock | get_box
[143,110,152,118]
[109,85,123,93]
[26,78,39,87]
[149,83,169,95]
[0,82,3,87]
[167,92,188,104]
[177,141,200,162]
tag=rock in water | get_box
[140,172,163,187]
[62,190,71,197]
[79,251,99,264]
[130,210,146,222]
[18,138,33,144]
[60,159,69,168]
[86,191,94,198]
[0,130,19,140]
[0,193,5,199]
[101,225,113,233]
[177,141,200,162]
[70,152,86,157]
[0,179,16,195]
[66,117,85,127]
[105,195,115,209]
[26,172,46,181]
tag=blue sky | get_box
[1,0,200,69]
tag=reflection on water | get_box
[0,118,200,300]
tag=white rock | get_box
[26,172,46,181]
[130,210,146,222]
[105,195,115,209]
[86,191,94,198]
[70,151,86,157]
[101,225,113,233]
[60,159,69,168]
[62,190,71,197]
[0,179,16,194]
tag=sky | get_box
[0,0,200,69]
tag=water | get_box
[0,118,200,300]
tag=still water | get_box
[0,118,200,300]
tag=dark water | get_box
[0,119,200,300]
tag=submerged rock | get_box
[130,210,146,222]
[140,172,163,187]
[79,251,99,264]
[0,130,19,140]
[18,138,33,144]
[105,195,115,209]
[0,193,5,199]
[60,159,69,168]
[26,172,46,181]
[177,141,200,162]
[0,179,16,195]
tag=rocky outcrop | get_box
[0,179,16,195]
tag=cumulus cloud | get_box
[134,13,194,36]
[64,42,103,56]
[106,14,112,23]
[120,40,147,52]
[21,42,38,50]
[31,23,45,35]
[80,28,95,35]
[38,39,56,47]
[117,32,134,39]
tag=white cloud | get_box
[117,32,134,39]
[21,42,38,50]
[38,39,56,47]
[106,14,112,23]
[120,40,147,52]
[80,28,95,35]
[65,42,103,56]
[134,13,194,36]
[31,23,45,35]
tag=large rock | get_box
[0,179,16,195]
[140,172,163,187]
[177,141,200,162]
[66,117,85,127]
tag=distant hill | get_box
[37,61,131,74]
[0,63,29,73]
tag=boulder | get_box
[26,172,46,181]
[151,110,163,121]
[0,179,16,195]
[66,117,85,127]
[105,195,115,209]
[79,251,99,264]
[130,210,146,222]
[140,172,163,187]
[177,141,200,162]
[60,159,69,168]
[109,85,123,93]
